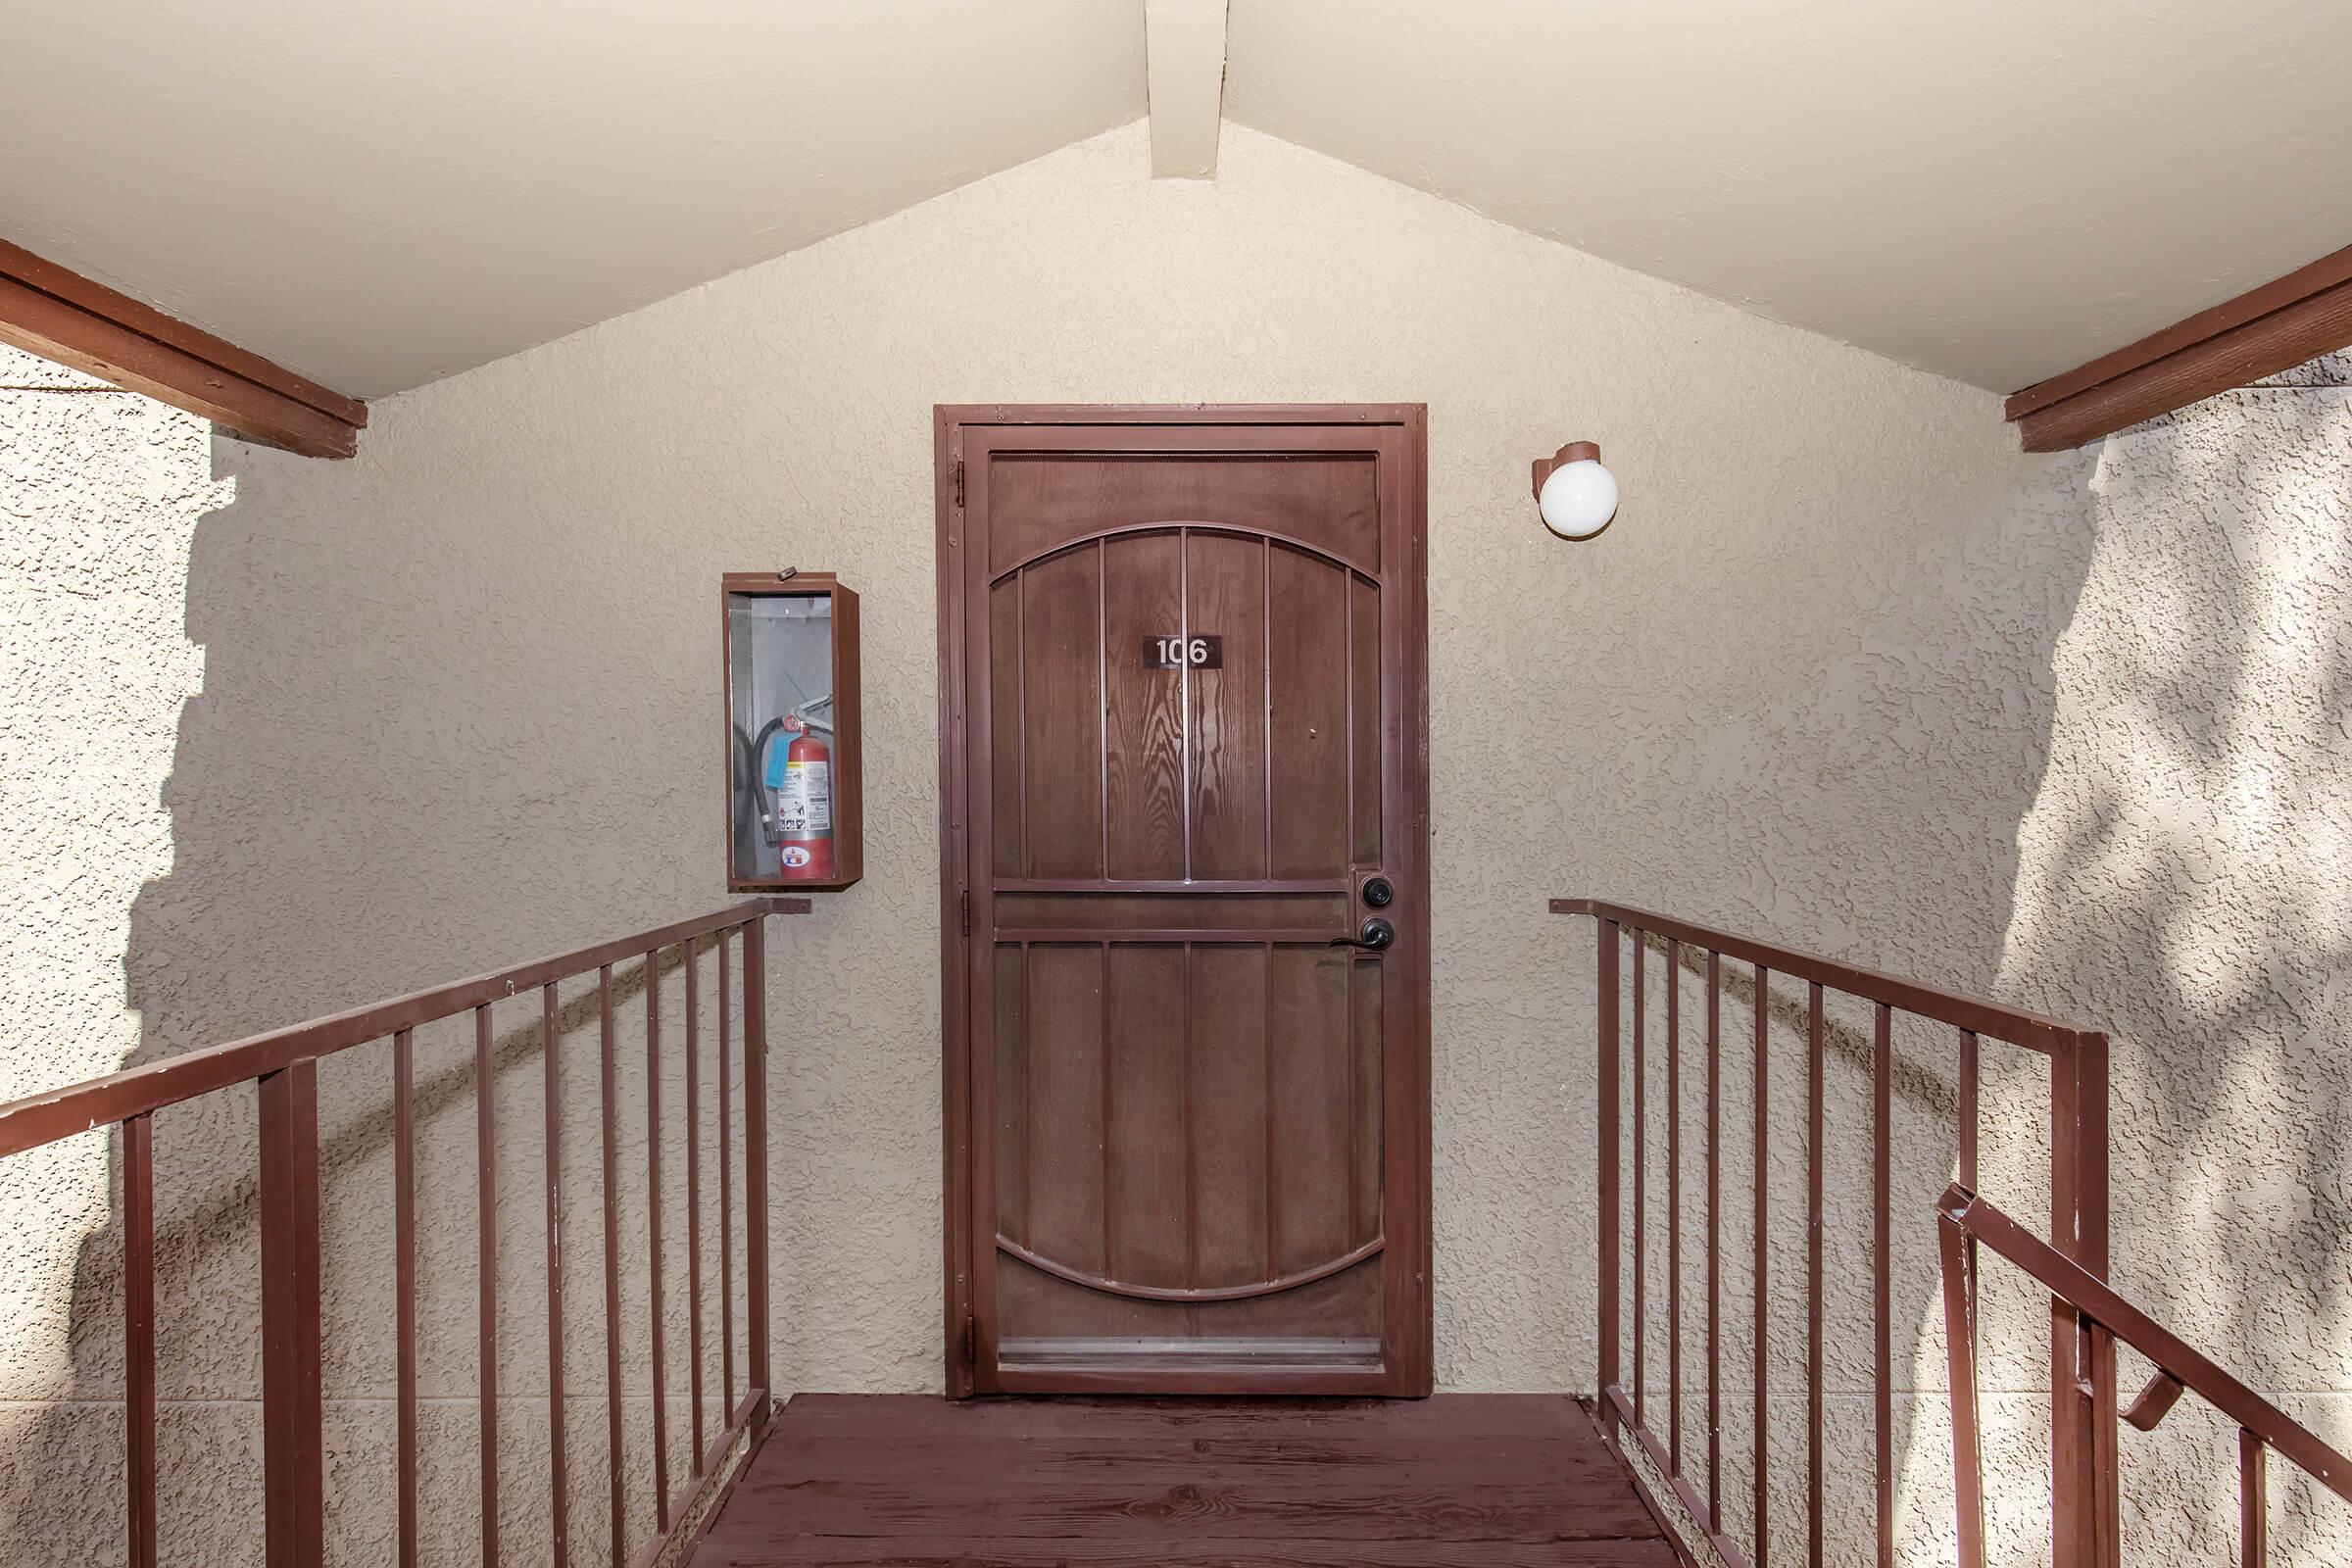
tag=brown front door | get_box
[936,406,1431,1396]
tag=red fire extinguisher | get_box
[771,714,834,880]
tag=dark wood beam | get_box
[0,239,365,459]
[2007,243,2352,452]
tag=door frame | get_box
[934,403,1432,1396]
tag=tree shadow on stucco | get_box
[1968,382,2352,1561]
[1580,437,2117,1565]
[6,425,721,1566]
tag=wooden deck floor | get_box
[692,1394,1676,1567]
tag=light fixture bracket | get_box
[1531,440,1602,499]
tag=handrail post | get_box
[1596,917,1621,1437]
[2050,1032,2117,1568]
[1938,1208,1987,1568]
[743,913,772,1424]
[258,1060,324,1568]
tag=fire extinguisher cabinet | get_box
[722,571,861,891]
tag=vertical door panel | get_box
[1102,534,1186,880]
[1350,572,1383,865]
[989,581,1023,877]
[1103,944,1188,1285]
[1263,947,1364,1280]
[1186,531,1269,879]
[1186,943,1271,1287]
[1018,550,1103,878]
[1267,545,1350,878]
[993,944,1028,1250]
[1351,956,1385,1249]
[1020,944,1104,1277]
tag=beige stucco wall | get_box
[0,346,224,1550]
[1978,356,2352,1563]
[11,120,2342,1564]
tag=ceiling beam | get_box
[2007,243,2352,453]
[1145,0,1230,178]
[0,239,365,459]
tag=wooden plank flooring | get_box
[693,1394,1676,1567]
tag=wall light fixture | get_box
[1532,441,1619,540]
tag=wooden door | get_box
[937,406,1430,1396]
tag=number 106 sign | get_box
[1142,634,1223,669]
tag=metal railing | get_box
[0,896,806,1568]
[1938,1185,2352,1568]
[1554,897,2116,1568]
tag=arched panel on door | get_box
[984,453,1382,577]
[986,525,1382,886]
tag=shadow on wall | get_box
[1505,436,2110,1559]
[2,397,749,1565]
[1638,374,2352,1565]
[1972,369,2352,1563]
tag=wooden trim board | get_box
[0,239,365,458]
[2007,243,2352,452]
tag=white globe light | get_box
[1539,456,1619,540]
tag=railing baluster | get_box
[394,1027,418,1568]
[646,950,670,1529]
[1937,1205,1986,1568]
[542,983,568,1565]
[1873,1002,1893,1568]
[1668,937,1683,1477]
[2240,1430,2267,1568]
[258,1060,323,1568]
[1957,1018,1983,1543]
[597,964,624,1568]
[686,941,706,1459]
[1632,930,1645,1429]
[719,931,736,1407]
[1706,949,1722,1531]
[1958,1027,1980,1191]
[1805,982,1824,1568]
[1752,965,1769,1568]
[2051,1030,2118,1568]
[1597,919,1622,1436]
[745,916,771,1420]
[122,1112,156,1568]
[476,1004,499,1568]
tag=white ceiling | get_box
[0,2,1145,398]
[1224,0,2352,394]
[4,0,2347,401]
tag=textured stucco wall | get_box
[28,118,2331,1565]
[0,346,225,1553]
[1976,357,2352,1564]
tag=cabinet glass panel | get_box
[727,592,838,884]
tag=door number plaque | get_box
[1143,634,1223,669]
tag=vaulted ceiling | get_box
[5,0,2346,401]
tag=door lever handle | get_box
[1331,917,1396,952]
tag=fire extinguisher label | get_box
[777,760,831,834]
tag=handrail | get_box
[3,896,805,1568]
[1550,898,2098,1054]
[1556,896,2115,1568]
[1938,1184,2352,1565]
[0,895,806,1157]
